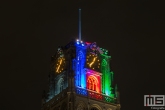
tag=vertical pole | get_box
[79,8,81,41]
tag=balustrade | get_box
[75,87,116,103]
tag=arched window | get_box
[57,78,64,93]
[77,51,84,86]
[101,59,107,66]
[60,80,64,92]
[90,107,99,110]
[87,76,97,91]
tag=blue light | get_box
[73,45,86,88]
[81,71,86,88]
[82,44,84,46]
[105,90,111,96]
[105,91,108,95]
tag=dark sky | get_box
[1,1,165,110]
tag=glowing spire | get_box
[79,8,81,41]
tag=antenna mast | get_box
[79,8,81,41]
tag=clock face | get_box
[86,53,100,71]
[55,56,65,73]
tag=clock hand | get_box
[56,59,63,73]
[89,57,96,67]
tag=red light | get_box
[85,42,91,44]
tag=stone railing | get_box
[75,87,116,103]
[51,88,68,107]
[42,88,69,109]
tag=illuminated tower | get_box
[41,9,120,110]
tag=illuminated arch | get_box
[57,78,64,92]
[101,59,107,66]
[76,50,86,88]
[78,51,84,59]
[90,104,102,110]
[87,75,98,92]
[101,59,107,94]
[77,51,84,76]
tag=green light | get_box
[100,54,114,98]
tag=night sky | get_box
[1,1,165,110]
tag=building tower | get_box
[41,9,121,110]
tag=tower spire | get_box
[78,8,81,41]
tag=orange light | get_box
[56,58,62,73]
